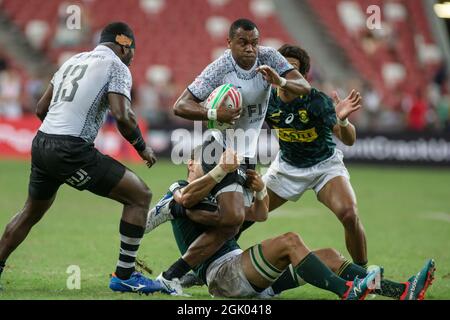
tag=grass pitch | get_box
[0,159,449,300]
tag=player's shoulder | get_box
[310,88,333,104]
[308,88,335,114]
[258,46,278,58]
[203,49,234,75]
[258,46,282,64]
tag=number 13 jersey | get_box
[39,45,132,143]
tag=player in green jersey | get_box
[143,148,434,300]
[262,44,368,267]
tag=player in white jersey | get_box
[0,22,169,295]
[152,18,311,291]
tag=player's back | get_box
[39,45,131,143]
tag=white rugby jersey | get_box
[39,45,132,143]
[188,46,293,158]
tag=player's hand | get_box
[138,146,157,168]
[245,169,265,192]
[256,65,283,86]
[218,148,240,173]
[333,90,362,121]
[216,101,241,125]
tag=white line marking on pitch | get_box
[423,212,450,223]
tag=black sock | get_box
[272,265,300,294]
[0,261,5,278]
[295,253,349,297]
[338,260,406,299]
[115,220,145,280]
[163,258,191,280]
[170,202,187,219]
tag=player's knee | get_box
[134,184,152,209]
[338,205,359,229]
[315,248,346,272]
[280,232,304,252]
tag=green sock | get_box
[338,260,406,299]
[271,265,300,294]
[295,253,349,297]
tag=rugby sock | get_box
[294,253,349,297]
[272,265,301,294]
[338,260,406,299]
[115,220,145,280]
[163,258,191,280]
[170,202,187,219]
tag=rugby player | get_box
[154,18,311,290]
[0,22,167,295]
[261,44,368,267]
[146,149,434,300]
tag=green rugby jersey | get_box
[168,182,240,283]
[266,88,337,168]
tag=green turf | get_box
[0,159,449,300]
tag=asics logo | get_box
[353,282,362,296]
[121,282,146,292]
[285,114,294,124]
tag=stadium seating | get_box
[0,0,294,88]
[307,0,441,107]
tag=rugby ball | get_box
[205,84,242,130]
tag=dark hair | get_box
[100,22,135,48]
[229,18,259,39]
[278,44,310,77]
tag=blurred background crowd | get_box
[0,0,449,134]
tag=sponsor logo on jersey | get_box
[285,113,294,124]
[275,127,318,143]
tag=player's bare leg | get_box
[0,195,56,264]
[267,188,288,212]
[108,169,152,227]
[106,169,153,280]
[317,176,368,266]
[240,232,377,299]
[234,188,287,241]
[160,191,245,286]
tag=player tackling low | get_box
[150,18,312,290]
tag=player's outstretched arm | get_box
[256,66,311,96]
[244,170,269,222]
[36,84,54,121]
[174,149,240,208]
[108,93,156,167]
[332,90,361,146]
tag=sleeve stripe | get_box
[107,91,132,102]
[280,68,295,78]
[187,87,204,102]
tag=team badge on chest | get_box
[298,110,309,124]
